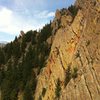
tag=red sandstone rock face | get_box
[35,0,100,100]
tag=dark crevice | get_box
[55,47,65,71]
[83,75,93,100]
[82,44,100,94]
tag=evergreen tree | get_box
[0,69,5,85]
[14,36,18,42]
[12,42,21,58]
[23,84,33,100]
[24,30,33,42]
[21,36,27,53]
[68,5,78,18]
[0,48,5,64]
[3,42,13,61]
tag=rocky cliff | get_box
[35,0,100,100]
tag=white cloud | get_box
[0,7,52,35]
[47,12,55,17]
[0,7,12,28]
[0,7,19,34]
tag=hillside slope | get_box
[35,0,100,100]
[0,0,100,100]
[0,23,53,100]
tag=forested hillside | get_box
[0,22,52,100]
[0,0,100,99]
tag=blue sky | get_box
[0,0,75,42]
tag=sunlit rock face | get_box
[35,0,100,100]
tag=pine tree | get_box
[0,48,5,64]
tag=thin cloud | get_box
[0,0,75,41]
[34,10,55,19]
[0,6,49,35]
[13,0,47,10]
[0,0,59,35]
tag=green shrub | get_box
[55,79,61,99]
[64,65,71,86]
[65,65,78,86]
[68,5,78,18]
[72,67,78,79]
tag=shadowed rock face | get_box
[35,0,100,100]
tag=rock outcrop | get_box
[35,0,100,100]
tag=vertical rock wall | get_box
[35,0,100,100]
